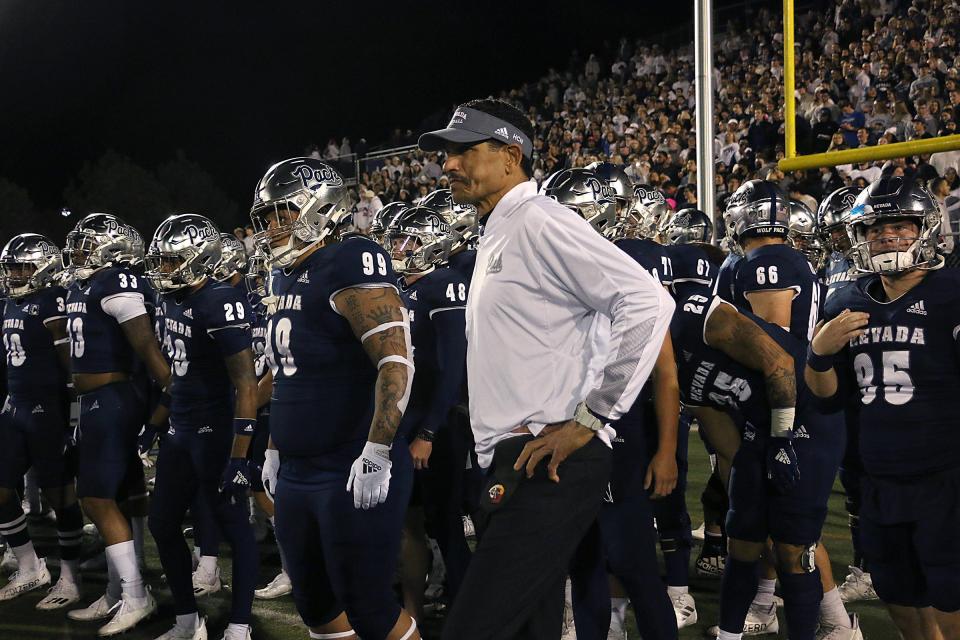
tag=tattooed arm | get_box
[704,301,796,410]
[333,285,413,445]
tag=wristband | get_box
[416,428,436,442]
[806,344,834,372]
[234,418,256,435]
[770,407,795,439]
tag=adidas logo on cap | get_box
[906,300,927,315]
[493,127,509,139]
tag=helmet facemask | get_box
[848,212,942,274]
[251,197,345,268]
[144,251,203,293]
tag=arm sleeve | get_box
[420,307,467,433]
[101,292,148,324]
[537,209,676,420]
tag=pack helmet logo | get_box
[488,484,505,504]
[841,192,858,208]
[291,164,344,189]
[183,223,218,245]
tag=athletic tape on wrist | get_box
[770,407,795,439]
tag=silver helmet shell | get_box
[0,233,63,298]
[63,213,137,281]
[118,225,145,266]
[145,214,223,292]
[787,200,824,268]
[723,179,791,244]
[588,162,636,217]
[847,176,943,274]
[817,185,862,254]
[213,233,247,282]
[419,189,478,253]
[540,168,617,233]
[663,208,713,245]
[631,184,670,238]
[250,158,349,268]
[384,205,453,274]
[369,202,408,244]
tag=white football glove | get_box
[346,441,392,510]
[262,449,280,502]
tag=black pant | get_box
[442,436,612,640]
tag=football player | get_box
[368,201,408,246]
[62,213,170,635]
[384,205,471,617]
[0,234,85,609]
[419,189,479,280]
[720,181,856,639]
[251,158,419,640]
[546,167,682,639]
[787,200,823,270]
[807,176,960,639]
[815,186,878,605]
[144,214,259,640]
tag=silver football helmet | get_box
[787,200,823,268]
[250,158,349,268]
[118,225,145,266]
[663,208,714,245]
[0,234,63,298]
[723,179,791,244]
[145,214,223,292]
[369,202,408,245]
[540,168,617,233]
[631,185,670,238]
[588,162,636,216]
[245,249,270,298]
[847,176,943,274]
[817,185,862,254]
[384,206,453,274]
[419,189,478,253]
[213,233,247,282]
[63,213,137,281]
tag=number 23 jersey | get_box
[266,236,400,460]
[826,268,960,477]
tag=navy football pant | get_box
[76,381,143,499]
[838,415,865,569]
[0,394,73,490]
[275,446,413,639]
[646,408,692,588]
[571,415,677,640]
[148,424,258,624]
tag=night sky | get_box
[0,0,745,219]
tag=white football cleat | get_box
[36,575,81,610]
[0,546,17,573]
[672,591,698,628]
[691,522,706,541]
[607,613,627,639]
[68,593,121,621]
[191,565,221,597]
[707,602,780,637]
[0,558,51,601]
[154,615,208,640]
[218,624,252,640]
[816,613,863,640]
[97,590,157,637]
[838,566,878,602]
[254,570,291,600]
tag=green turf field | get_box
[0,429,901,638]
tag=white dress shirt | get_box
[466,180,675,468]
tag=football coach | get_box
[419,98,675,639]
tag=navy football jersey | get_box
[66,266,149,374]
[671,293,817,435]
[2,287,68,398]
[614,238,673,286]
[734,244,822,343]
[822,253,857,305]
[665,243,715,299]
[266,236,399,460]
[159,280,252,424]
[249,293,270,379]
[827,269,960,477]
[714,252,742,303]
[400,266,468,432]
[447,249,477,281]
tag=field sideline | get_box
[0,429,900,639]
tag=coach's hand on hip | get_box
[514,421,595,482]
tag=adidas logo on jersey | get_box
[409,291,418,301]
[794,426,810,439]
[197,425,213,434]
[743,429,756,442]
[297,272,310,284]
[775,449,792,465]
[183,308,193,319]
[487,252,503,274]
[31,405,44,414]
[89,401,100,410]
[906,300,927,315]
[493,127,509,139]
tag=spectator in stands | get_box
[243,225,255,255]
